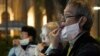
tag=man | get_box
[8,26,37,56]
[46,0,100,56]
[36,22,59,56]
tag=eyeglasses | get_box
[63,14,84,21]
[60,15,76,23]
[59,14,84,23]
[64,15,76,19]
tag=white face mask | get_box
[61,23,79,41]
[20,38,29,45]
[40,28,50,43]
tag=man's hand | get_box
[37,43,46,52]
[49,28,61,48]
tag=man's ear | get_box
[79,16,87,28]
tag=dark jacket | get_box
[47,32,100,56]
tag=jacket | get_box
[8,45,37,56]
[47,32,100,56]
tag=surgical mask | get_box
[20,38,29,45]
[61,23,79,41]
[40,33,50,45]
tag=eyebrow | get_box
[64,11,74,16]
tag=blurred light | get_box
[0,5,4,24]
[0,17,2,24]
[43,14,47,25]
[0,5,14,24]
[27,7,35,27]
[10,29,14,37]
[93,6,100,10]
[8,7,14,21]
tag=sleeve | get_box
[45,44,63,56]
[8,48,16,56]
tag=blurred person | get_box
[8,26,37,56]
[36,22,59,56]
[45,0,100,56]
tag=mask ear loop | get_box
[78,16,87,30]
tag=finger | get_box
[50,28,59,35]
[52,28,59,34]
[55,28,61,36]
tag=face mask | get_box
[40,28,50,44]
[40,33,50,45]
[20,38,29,45]
[61,23,79,41]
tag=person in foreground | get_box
[8,26,37,56]
[45,0,100,56]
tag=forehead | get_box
[64,4,76,15]
[21,32,28,35]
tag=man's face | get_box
[59,5,81,42]
[62,5,78,26]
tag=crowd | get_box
[8,0,100,56]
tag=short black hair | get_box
[21,26,37,41]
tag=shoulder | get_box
[77,43,100,56]
[81,43,100,51]
[8,47,17,56]
[9,46,19,52]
